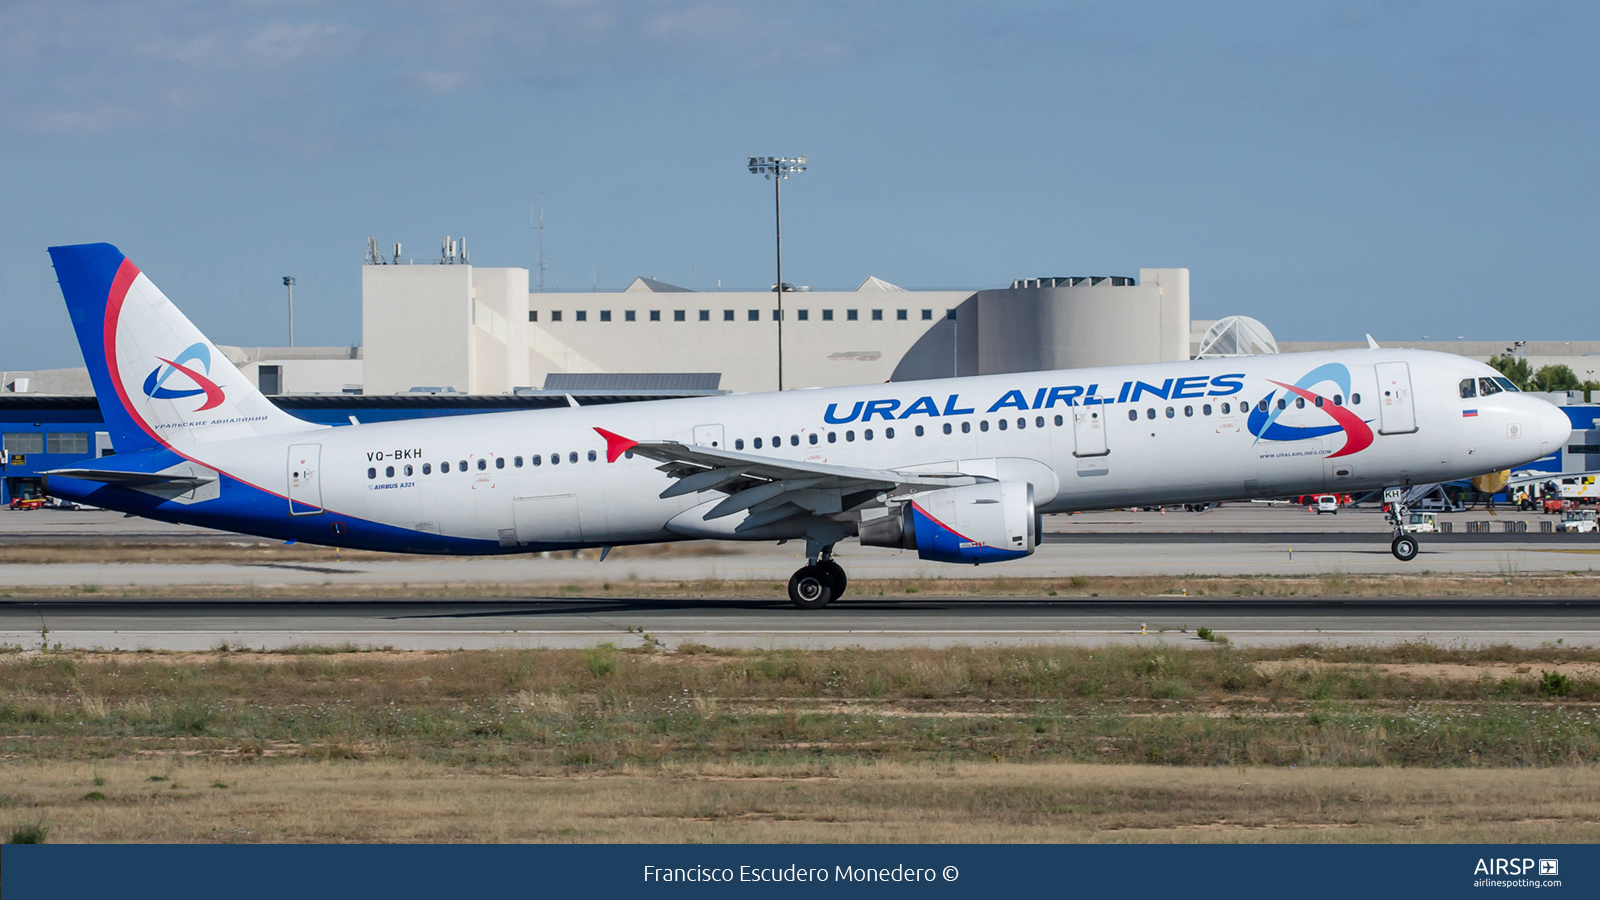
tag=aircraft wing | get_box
[595,427,987,532]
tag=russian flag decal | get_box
[1462,409,1478,417]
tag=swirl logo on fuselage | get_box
[141,342,226,412]
[1246,362,1373,459]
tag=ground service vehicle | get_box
[1558,509,1598,533]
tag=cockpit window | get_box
[1479,377,1502,397]
[1459,378,1477,399]
[1494,377,1519,392]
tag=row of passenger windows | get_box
[362,393,1373,480]
[532,309,957,323]
[1126,394,1361,421]
[1460,377,1519,399]
[734,416,1069,449]
[366,449,631,480]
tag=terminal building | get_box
[3,241,1597,503]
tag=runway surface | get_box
[6,596,1598,651]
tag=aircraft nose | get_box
[1532,397,1573,448]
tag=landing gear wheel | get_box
[788,565,834,610]
[818,560,847,599]
[1391,535,1419,562]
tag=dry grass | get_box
[4,572,1600,601]
[1,644,1597,843]
[4,759,1598,844]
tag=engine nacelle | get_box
[859,481,1038,564]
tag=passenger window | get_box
[1016,418,1026,429]
[459,459,467,471]
[1165,407,1175,418]
[735,439,744,450]
[846,430,856,441]
[808,434,818,445]
[1184,406,1193,417]
[386,465,395,478]
[1221,402,1230,414]
[1479,377,1502,396]
[1128,410,1138,421]
[828,432,837,443]
[1146,409,1156,420]
[550,453,559,465]
[1202,404,1211,416]
[885,427,895,439]
[1314,396,1324,408]
[1257,399,1269,412]
[1332,395,1343,406]
[915,425,924,436]
[441,462,450,473]
[865,429,874,440]
[532,455,541,466]
[772,435,780,448]
[1351,393,1361,405]
[980,420,990,432]
[588,450,597,462]
[1277,399,1287,410]
[1034,417,1044,428]
[1460,378,1477,399]
[514,456,523,467]
[569,452,578,464]
[367,467,376,479]
[1054,415,1063,426]
[423,463,432,475]
[944,423,953,434]
[754,438,763,449]
[997,419,1007,431]
[477,459,487,470]
[404,465,413,476]
[495,457,505,469]
[961,422,971,433]
[1295,397,1305,409]
[790,435,799,446]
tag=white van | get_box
[1314,495,1339,514]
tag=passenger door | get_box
[1375,362,1418,434]
[287,444,323,515]
[1071,408,1110,477]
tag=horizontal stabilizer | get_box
[43,467,216,488]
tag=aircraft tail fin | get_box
[48,243,324,453]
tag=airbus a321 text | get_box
[41,244,1570,607]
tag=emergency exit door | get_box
[693,424,726,449]
[287,444,324,515]
[1072,408,1108,456]
[1375,362,1418,434]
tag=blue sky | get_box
[2,1,1596,369]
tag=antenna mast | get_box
[532,198,547,292]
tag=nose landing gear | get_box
[1385,488,1420,561]
[1390,534,1419,562]
[787,545,849,609]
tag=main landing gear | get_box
[787,547,849,610]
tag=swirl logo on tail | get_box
[1246,362,1373,458]
[141,342,226,412]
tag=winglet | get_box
[594,427,639,463]
[1366,334,1380,349]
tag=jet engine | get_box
[859,481,1038,564]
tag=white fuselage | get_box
[170,348,1567,553]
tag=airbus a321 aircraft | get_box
[41,243,1571,608]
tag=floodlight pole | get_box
[749,155,805,391]
[282,276,296,347]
